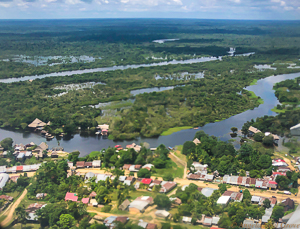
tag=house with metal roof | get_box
[0,173,9,190]
[0,166,6,173]
[242,219,261,229]
[255,179,264,188]
[17,153,25,161]
[217,196,231,205]
[85,172,96,180]
[251,196,261,204]
[262,208,273,224]
[96,174,111,183]
[92,160,101,168]
[212,216,220,225]
[155,210,170,218]
[201,188,217,197]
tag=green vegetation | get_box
[161,126,192,136]
[0,20,300,139]
[250,79,258,85]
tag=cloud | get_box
[0,0,13,2]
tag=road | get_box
[0,188,28,227]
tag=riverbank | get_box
[160,126,193,136]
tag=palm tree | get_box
[15,204,28,229]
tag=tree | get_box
[263,135,274,146]
[243,189,252,201]
[79,217,91,229]
[275,175,290,190]
[163,173,174,181]
[265,219,275,229]
[231,127,238,133]
[263,198,271,208]
[137,168,151,178]
[271,205,284,222]
[241,123,250,137]
[68,151,80,164]
[96,186,111,204]
[257,155,272,169]
[253,132,264,142]
[58,214,76,229]
[154,194,172,209]
[218,184,227,194]
[0,137,13,150]
[182,141,196,155]
[218,215,232,229]
[194,130,207,140]
[15,204,28,229]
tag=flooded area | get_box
[152,39,180,44]
[1,55,100,67]
[0,56,220,84]
[1,71,300,156]
[254,64,277,71]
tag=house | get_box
[182,216,192,223]
[262,208,273,224]
[284,204,300,228]
[85,172,96,180]
[227,176,238,185]
[26,203,46,221]
[36,193,47,199]
[115,216,129,225]
[25,151,32,158]
[155,210,170,218]
[98,124,109,130]
[90,199,98,207]
[76,161,85,168]
[38,142,48,151]
[217,196,231,205]
[193,138,201,145]
[89,191,97,198]
[0,195,13,201]
[149,179,162,188]
[17,153,25,161]
[125,176,136,185]
[160,181,177,193]
[142,164,154,170]
[222,191,243,202]
[65,192,78,202]
[119,176,127,182]
[146,223,157,229]
[10,176,19,183]
[123,164,131,170]
[138,220,148,229]
[169,197,182,205]
[187,173,201,180]
[277,167,291,173]
[96,174,111,183]
[0,166,6,173]
[203,217,213,226]
[6,166,16,173]
[119,199,130,211]
[141,178,152,185]
[16,166,23,172]
[268,181,278,189]
[81,198,89,204]
[251,196,261,204]
[51,152,58,158]
[192,162,208,171]
[290,123,300,136]
[92,160,101,168]
[84,162,92,168]
[104,216,117,228]
[255,179,264,189]
[212,216,220,225]
[129,196,153,213]
[201,188,217,197]
[23,165,31,172]
[28,118,47,129]
[281,198,295,212]
[273,135,280,145]
[248,126,261,137]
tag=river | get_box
[0,57,219,84]
[0,72,299,156]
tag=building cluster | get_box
[248,126,280,144]
[243,197,297,228]
[187,159,293,191]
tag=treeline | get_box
[183,131,273,177]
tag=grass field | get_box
[250,79,258,85]
[248,91,264,104]
[161,126,193,136]
[152,161,184,179]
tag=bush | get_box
[154,194,171,209]
[253,132,264,142]
[101,205,112,213]
[137,168,151,178]
[163,173,174,181]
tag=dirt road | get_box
[169,151,187,178]
[0,188,28,227]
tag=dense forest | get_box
[0,19,300,139]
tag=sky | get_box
[0,0,300,20]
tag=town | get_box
[0,126,299,229]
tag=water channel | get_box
[0,72,300,156]
[0,57,220,84]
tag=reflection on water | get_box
[1,72,300,156]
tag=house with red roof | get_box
[65,192,78,202]
[273,172,286,176]
[141,178,152,185]
[16,166,23,172]
[81,198,89,204]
